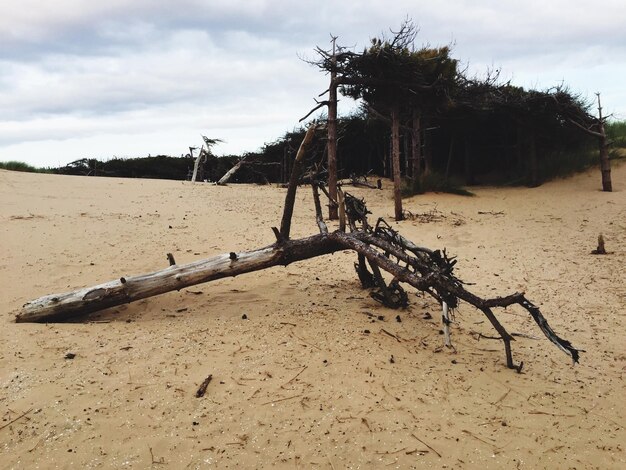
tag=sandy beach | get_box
[1,165,624,469]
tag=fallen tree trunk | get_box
[16,234,341,323]
[216,158,246,185]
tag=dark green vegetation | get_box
[0,160,50,173]
[4,116,622,189]
[607,120,626,149]
[51,155,240,181]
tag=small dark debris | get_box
[229,252,237,260]
[120,277,126,284]
[390,355,395,364]
[377,315,385,321]
[323,359,328,364]
[395,315,402,323]
[168,225,172,229]
[451,359,457,364]
[241,314,248,320]
[363,329,370,334]
[64,352,76,360]
[192,421,199,426]
[423,312,432,320]
[438,330,444,335]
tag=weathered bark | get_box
[191,149,204,183]
[391,104,404,221]
[596,93,612,192]
[423,122,433,176]
[279,124,317,239]
[311,183,328,234]
[16,234,343,323]
[327,39,339,220]
[411,110,421,178]
[217,158,245,185]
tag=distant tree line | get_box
[15,20,622,188]
[40,110,621,186]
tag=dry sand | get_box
[1,165,625,469]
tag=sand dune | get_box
[1,165,624,468]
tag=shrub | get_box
[0,161,41,173]
[606,120,626,148]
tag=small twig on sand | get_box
[410,434,441,458]
[381,328,402,342]
[293,334,321,350]
[261,394,302,406]
[528,410,575,417]
[149,447,166,464]
[493,388,511,405]
[281,366,307,388]
[462,429,496,446]
[382,383,401,402]
[0,408,33,431]
[375,447,407,455]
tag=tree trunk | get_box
[596,93,612,192]
[280,124,317,239]
[327,41,339,220]
[191,149,204,183]
[216,158,245,185]
[391,104,404,221]
[411,110,421,178]
[599,133,612,192]
[403,131,410,177]
[423,122,432,176]
[16,234,342,323]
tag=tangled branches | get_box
[316,184,581,371]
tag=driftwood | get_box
[16,123,581,371]
[190,148,205,183]
[216,158,246,185]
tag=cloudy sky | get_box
[1,0,625,168]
